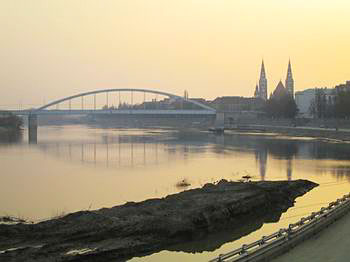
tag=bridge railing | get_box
[209,193,350,262]
[8,109,217,116]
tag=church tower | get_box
[258,60,268,100]
[254,83,259,98]
[285,60,294,97]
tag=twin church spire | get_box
[254,59,294,100]
[285,60,294,96]
[258,60,268,100]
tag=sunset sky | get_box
[1,0,350,108]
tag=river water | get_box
[1,125,350,261]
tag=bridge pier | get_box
[28,114,38,144]
[213,112,225,133]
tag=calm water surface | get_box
[1,125,350,261]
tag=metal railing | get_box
[9,109,216,116]
[209,193,350,262]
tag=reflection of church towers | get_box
[255,147,268,181]
[285,60,294,98]
[286,158,293,181]
[255,147,294,181]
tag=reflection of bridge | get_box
[6,88,217,143]
[37,139,192,169]
[34,130,294,181]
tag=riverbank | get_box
[0,114,23,142]
[0,127,8,134]
[0,179,317,262]
[0,127,22,142]
[225,125,350,142]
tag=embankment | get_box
[227,125,350,141]
[0,114,23,142]
[0,127,22,142]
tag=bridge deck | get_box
[10,109,216,116]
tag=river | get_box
[1,125,350,261]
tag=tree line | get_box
[309,89,350,119]
[264,93,298,118]
[0,113,23,130]
[263,87,350,119]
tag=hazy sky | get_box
[1,0,350,108]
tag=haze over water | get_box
[1,126,350,261]
[2,1,350,261]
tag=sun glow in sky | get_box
[1,0,350,106]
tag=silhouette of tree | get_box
[0,113,23,130]
[265,94,298,118]
[309,89,328,118]
[335,90,350,118]
[309,89,350,119]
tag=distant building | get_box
[295,88,335,118]
[190,98,209,105]
[254,60,294,100]
[295,89,316,118]
[0,111,13,118]
[271,80,288,99]
[335,81,350,92]
[183,90,189,100]
[255,60,268,101]
[210,96,264,112]
[285,60,294,97]
[254,84,259,98]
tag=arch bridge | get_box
[7,88,217,143]
[11,88,216,115]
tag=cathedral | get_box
[254,60,294,100]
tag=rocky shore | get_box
[0,179,317,262]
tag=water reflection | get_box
[331,166,350,178]
[116,206,289,262]
[37,137,192,169]
[255,148,268,181]
[0,130,22,144]
[25,130,350,183]
[166,207,284,254]
[287,159,292,181]
[2,127,350,262]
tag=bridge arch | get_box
[36,88,215,112]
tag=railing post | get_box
[259,236,266,246]
[239,244,247,255]
[218,254,223,262]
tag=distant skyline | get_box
[1,1,350,107]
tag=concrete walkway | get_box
[273,211,350,262]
